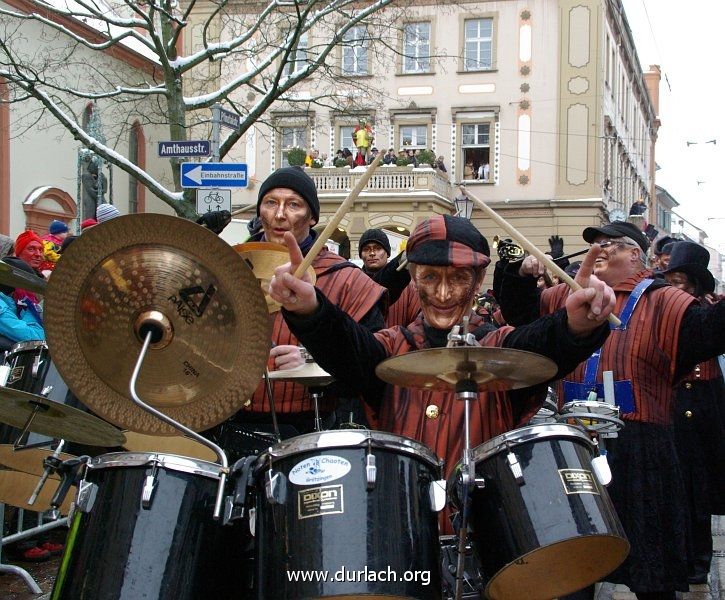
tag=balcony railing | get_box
[307,166,452,199]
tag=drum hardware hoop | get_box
[141,463,159,509]
[555,411,625,436]
[75,479,98,514]
[87,452,224,479]
[506,450,525,485]
[365,450,376,490]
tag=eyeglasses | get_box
[589,240,635,251]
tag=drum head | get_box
[486,535,630,600]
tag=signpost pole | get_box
[211,104,221,162]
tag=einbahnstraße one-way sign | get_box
[181,162,248,188]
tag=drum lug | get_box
[141,473,158,509]
[265,470,287,505]
[506,451,525,484]
[428,479,447,512]
[76,479,98,514]
[248,507,256,537]
[474,477,486,489]
[365,453,376,490]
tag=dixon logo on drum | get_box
[559,469,600,495]
[289,455,351,485]
[298,485,344,519]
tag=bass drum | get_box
[450,424,629,600]
[254,429,443,600]
[52,452,253,600]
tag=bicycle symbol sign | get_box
[196,188,231,214]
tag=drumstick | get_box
[293,151,384,278]
[460,186,621,327]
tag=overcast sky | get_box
[621,0,725,250]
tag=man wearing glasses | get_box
[496,221,725,600]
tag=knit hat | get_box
[407,214,490,268]
[257,167,320,224]
[582,221,650,254]
[662,241,715,294]
[81,218,98,230]
[96,203,120,223]
[358,229,391,257]
[49,220,68,235]
[14,230,43,258]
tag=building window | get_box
[402,22,431,74]
[280,126,308,166]
[461,122,491,180]
[284,32,308,77]
[399,125,428,149]
[342,26,368,75]
[464,18,493,71]
[339,126,355,152]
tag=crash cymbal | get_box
[0,444,75,478]
[45,214,271,435]
[0,260,46,294]
[0,387,126,446]
[234,242,316,313]
[268,362,334,387]
[122,431,216,462]
[0,469,73,513]
[375,347,557,392]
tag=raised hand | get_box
[565,244,616,335]
[268,232,318,314]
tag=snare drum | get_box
[52,452,253,599]
[254,429,443,599]
[450,424,629,600]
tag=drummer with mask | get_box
[210,167,387,450]
[270,214,616,530]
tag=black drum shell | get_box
[52,453,253,600]
[452,425,628,600]
[255,431,442,600]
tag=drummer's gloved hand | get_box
[196,210,232,234]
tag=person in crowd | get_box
[663,241,725,585]
[80,218,97,232]
[207,167,387,453]
[382,148,397,165]
[269,214,615,533]
[342,148,354,168]
[495,221,725,599]
[435,155,447,173]
[357,228,419,327]
[0,234,14,259]
[463,160,474,179]
[96,203,120,223]
[367,147,380,165]
[39,220,69,275]
[650,235,677,271]
[14,230,44,277]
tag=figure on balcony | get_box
[353,118,374,165]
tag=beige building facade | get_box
[205,0,659,257]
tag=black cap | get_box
[662,241,715,294]
[582,221,649,253]
[257,167,320,224]
[358,229,391,257]
[653,235,678,255]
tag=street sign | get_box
[158,140,211,157]
[218,108,241,130]
[197,188,232,214]
[181,162,248,188]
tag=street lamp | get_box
[454,192,474,220]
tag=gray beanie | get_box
[358,228,391,257]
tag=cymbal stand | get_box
[263,369,282,443]
[130,332,229,520]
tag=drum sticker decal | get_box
[559,469,600,495]
[7,367,23,385]
[298,485,344,519]
[288,455,351,485]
